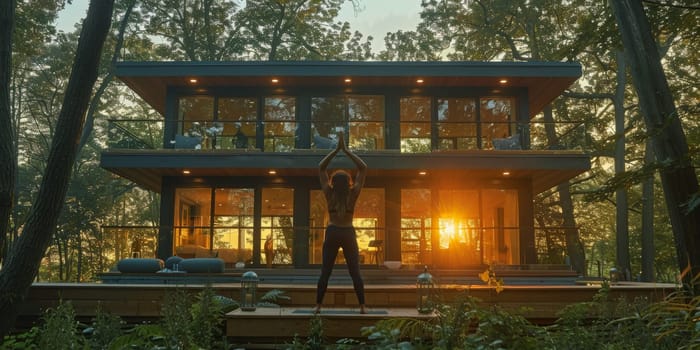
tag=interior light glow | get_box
[344,78,352,83]
[271,78,279,83]
[268,170,277,175]
[419,171,427,175]
[182,170,191,175]
[188,78,198,84]
[499,79,508,84]
[416,78,424,84]
[502,171,511,176]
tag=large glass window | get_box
[264,97,296,152]
[400,97,431,153]
[437,98,477,150]
[481,189,519,264]
[311,95,384,151]
[261,188,294,266]
[174,188,213,257]
[437,189,481,266]
[309,188,385,265]
[480,97,516,149]
[401,189,432,266]
[212,188,254,266]
[177,97,214,149]
[218,97,258,150]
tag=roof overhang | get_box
[100,149,590,193]
[115,61,582,118]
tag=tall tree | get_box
[141,0,244,60]
[0,0,15,265]
[1,0,66,264]
[610,0,700,290]
[236,0,360,60]
[0,0,114,337]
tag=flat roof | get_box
[115,60,582,117]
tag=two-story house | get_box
[101,61,589,270]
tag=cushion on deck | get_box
[179,258,225,273]
[117,258,164,273]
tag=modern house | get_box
[101,61,590,270]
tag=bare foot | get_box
[313,304,321,314]
[359,305,367,314]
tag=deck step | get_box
[226,307,434,343]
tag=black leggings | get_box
[316,225,365,305]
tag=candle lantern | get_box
[240,271,259,311]
[417,266,434,314]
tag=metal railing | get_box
[106,119,589,152]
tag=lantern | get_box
[609,267,619,284]
[240,271,259,311]
[417,266,434,314]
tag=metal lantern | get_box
[417,266,434,314]
[609,267,619,284]
[240,271,259,311]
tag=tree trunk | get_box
[0,0,114,338]
[543,105,586,274]
[611,0,700,290]
[0,0,16,265]
[641,140,655,282]
[613,51,631,280]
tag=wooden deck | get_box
[18,269,677,344]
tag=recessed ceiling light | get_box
[499,79,508,84]
[182,170,191,175]
[416,78,424,84]
[271,78,279,83]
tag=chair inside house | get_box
[368,240,384,266]
[492,133,521,150]
[174,134,203,149]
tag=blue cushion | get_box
[117,258,164,273]
[179,258,225,273]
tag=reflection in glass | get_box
[311,95,384,150]
[264,97,296,152]
[480,97,515,149]
[400,97,432,153]
[437,98,477,150]
[219,98,258,150]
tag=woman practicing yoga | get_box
[315,132,367,314]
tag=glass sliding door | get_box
[174,188,212,257]
[481,189,519,265]
[260,188,294,266]
[401,189,432,266]
[212,188,254,267]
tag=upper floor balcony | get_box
[101,61,590,192]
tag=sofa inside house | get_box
[175,245,252,267]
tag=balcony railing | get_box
[106,119,589,152]
[101,225,578,268]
